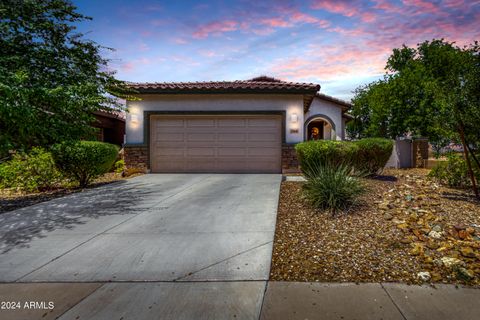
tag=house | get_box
[124,76,351,173]
[92,110,125,146]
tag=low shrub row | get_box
[295,138,393,176]
[0,141,120,191]
[0,147,62,192]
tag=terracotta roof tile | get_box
[126,78,320,94]
[315,92,352,110]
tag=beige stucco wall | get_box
[126,93,305,144]
[305,97,343,141]
[324,122,332,140]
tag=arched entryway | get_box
[305,115,336,141]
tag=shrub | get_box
[114,159,125,174]
[0,147,62,192]
[428,152,480,188]
[295,138,393,176]
[52,141,119,187]
[354,138,394,174]
[302,163,365,215]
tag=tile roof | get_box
[126,76,320,94]
[315,93,352,110]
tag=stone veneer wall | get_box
[412,138,429,168]
[124,145,148,171]
[282,143,300,173]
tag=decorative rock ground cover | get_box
[270,169,480,285]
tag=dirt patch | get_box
[0,172,142,214]
[270,169,480,285]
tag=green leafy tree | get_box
[0,0,133,159]
[348,39,480,197]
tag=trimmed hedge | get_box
[52,141,119,187]
[295,138,393,176]
[354,138,395,174]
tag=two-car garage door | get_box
[150,114,282,173]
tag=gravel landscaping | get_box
[0,172,142,214]
[270,169,480,285]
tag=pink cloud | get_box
[192,20,238,39]
[373,0,401,12]
[260,17,292,28]
[402,0,440,13]
[311,0,358,17]
[250,27,276,36]
[311,0,378,22]
[327,27,369,37]
[269,44,388,82]
[191,8,331,40]
[289,10,331,27]
[443,0,466,8]
[121,62,135,73]
[361,11,376,22]
[198,49,220,58]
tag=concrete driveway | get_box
[0,174,281,319]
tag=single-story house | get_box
[124,76,351,173]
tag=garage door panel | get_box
[217,147,247,157]
[246,162,278,172]
[158,148,184,156]
[187,147,215,156]
[154,119,185,127]
[154,133,184,141]
[152,160,185,172]
[186,159,219,171]
[187,119,215,127]
[150,115,281,173]
[248,118,279,127]
[187,133,216,141]
[217,133,247,142]
[217,119,246,127]
[248,133,278,141]
[248,147,280,156]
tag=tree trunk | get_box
[458,124,479,198]
[466,143,480,171]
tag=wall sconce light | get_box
[130,114,139,124]
[290,113,298,123]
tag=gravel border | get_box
[270,169,480,286]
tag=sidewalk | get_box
[1,281,478,320]
[261,282,480,320]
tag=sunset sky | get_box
[73,0,480,100]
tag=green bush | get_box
[302,163,365,215]
[52,141,119,187]
[114,159,125,174]
[354,138,394,174]
[428,152,480,188]
[0,147,62,192]
[295,138,393,176]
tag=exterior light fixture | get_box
[290,113,298,123]
[130,114,139,124]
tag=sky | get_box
[73,0,480,100]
